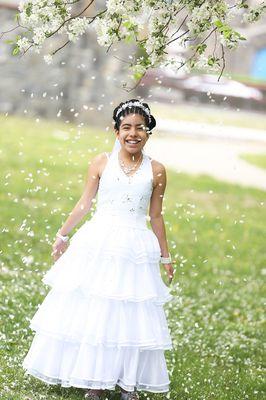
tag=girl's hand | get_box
[163,261,175,285]
[51,238,69,261]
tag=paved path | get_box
[145,134,266,191]
[156,117,266,143]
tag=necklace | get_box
[118,151,143,176]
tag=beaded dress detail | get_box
[22,149,173,393]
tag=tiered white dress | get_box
[22,149,173,393]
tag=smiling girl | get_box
[22,99,175,400]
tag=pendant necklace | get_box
[118,151,143,183]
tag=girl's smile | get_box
[125,138,142,146]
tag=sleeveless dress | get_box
[22,149,173,393]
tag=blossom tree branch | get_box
[1,0,265,86]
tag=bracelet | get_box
[160,255,172,264]
[56,231,69,242]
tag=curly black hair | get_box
[112,99,156,134]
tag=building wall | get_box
[0,3,137,125]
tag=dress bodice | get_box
[91,149,154,228]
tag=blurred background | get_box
[0,0,266,191]
[0,1,265,399]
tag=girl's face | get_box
[115,113,149,153]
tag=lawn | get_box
[240,153,266,170]
[0,115,265,400]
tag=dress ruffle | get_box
[42,218,173,306]
[22,334,170,392]
[29,290,172,349]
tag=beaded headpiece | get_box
[115,100,152,124]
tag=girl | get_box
[22,99,175,400]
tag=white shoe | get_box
[120,391,139,400]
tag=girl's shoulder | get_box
[147,155,165,172]
[88,152,110,175]
[89,152,109,164]
[147,155,166,188]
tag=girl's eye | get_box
[122,126,145,131]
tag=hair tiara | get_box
[115,101,151,124]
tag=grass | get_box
[239,153,266,170]
[0,115,265,400]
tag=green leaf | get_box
[235,32,246,40]
[207,56,215,66]
[12,46,20,56]
[196,43,207,55]
[125,34,134,44]
[214,20,223,28]
[189,59,196,68]
[14,13,20,22]
[133,71,144,80]
[123,21,133,29]
[25,2,33,17]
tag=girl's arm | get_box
[149,161,174,283]
[57,153,105,236]
[149,161,170,258]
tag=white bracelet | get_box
[160,255,172,264]
[56,232,69,242]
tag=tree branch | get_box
[46,0,96,38]
[166,29,189,46]
[0,23,20,39]
[218,44,225,81]
[170,14,188,39]
[52,39,71,55]
[123,70,148,93]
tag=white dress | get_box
[22,149,173,393]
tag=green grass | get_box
[151,103,266,131]
[240,153,266,170]
[0,115,265,400]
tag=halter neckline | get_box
[117,150,145,180]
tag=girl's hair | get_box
[112,99,156,134]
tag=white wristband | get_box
[160,255,172,264]
[56,232,69,242]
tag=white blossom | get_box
[32,27,46,46]
[43,54,53,64]
[17,37,31,52]
[242,4,266,23]
[10,0,266,75]
[67,17,90,42]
